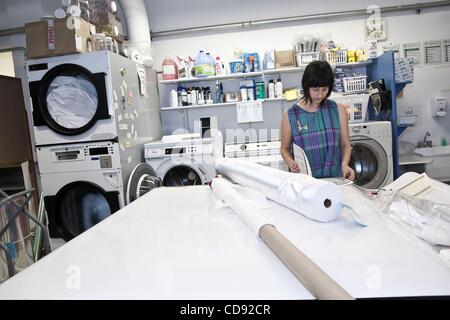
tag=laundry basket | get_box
[343,76,367,93]
[326,50,347,64]
[0,188,50,282]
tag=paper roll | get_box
[215,158,343,222]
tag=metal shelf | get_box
[161,98,285,111]
[158,60,373,85]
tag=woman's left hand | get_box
[342,165,355,181]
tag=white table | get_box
[0,185,449,299]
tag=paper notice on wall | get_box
[119,143,125,152]
[134,130,138,140]
[127,132,132,139]
[403,43,422,65]
[130,113,135,121]
[131,124,134,134]
[119,123,128,131]
[293,144,312,176]
[137,65,147,97]
[117,114,123,122]
[122,80,128,91]
[113,90,118,102]
[134,110,139,118]
[236,100,263,123]
[124,113,130,120]
[127,156,132,163]
[113,102,119,110]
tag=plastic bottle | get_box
[170,89,178,108]
[194,50,208,77]
[263,50,275,70]
[215,57,224,76]
[215,80,221,103]
[441,136,448,146]
[240,84,248,101]
[275,78,283,98]
[255,81,265,100]
[268,80,275,99]
[206,53,215,76]
[249,55,255,72]
[162,56,178,80]
[180,89,188,106]
[247,85,255,101]
[190,88,197,106]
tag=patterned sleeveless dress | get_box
[287,99,342,178]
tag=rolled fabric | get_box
[210,176,353,300]
[210,177,273,236]
[215,158,343,222]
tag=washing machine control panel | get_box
[37,142,121,174]
[145,144,214,158]
[349,122,392,139]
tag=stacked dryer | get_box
[27,51,162,242]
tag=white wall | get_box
[146,0,442,32]
[0,51,15,77]
[150,5,450,146]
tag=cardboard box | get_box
[275,49,296,68]
[25,17,91,58]
[97,12,117,26]
[54,17,91,55]
[25,20,54,59]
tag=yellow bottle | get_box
[347,50,356,63]
[356,49,366,62]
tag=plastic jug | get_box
[194,50,214,77]
[162,57,178,80]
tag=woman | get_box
[280,60,355,180]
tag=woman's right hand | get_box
[287,159,300,173]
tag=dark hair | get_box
[301,61,334,105]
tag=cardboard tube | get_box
[259,224,354,300]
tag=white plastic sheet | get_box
[210,177,273,236]
[46,75,98,129]
[215,158,343,222]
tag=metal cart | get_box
[0,188,51,282]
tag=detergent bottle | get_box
[162,56,178,80]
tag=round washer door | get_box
[30,64,109,135]
[350,137,388,189]
[49,181,120,241]
[157,159,206,187]
[126,163,162,204]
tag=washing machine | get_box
[144,135,222,186]
[349,121,393,189]
[224,140,288,171]
[27,51,161,146]
[37,141,160,241]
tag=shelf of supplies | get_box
[161,98,286,111]
[161,102,237,110]
[263,67,305,74]
[159,71,264,84]
[158,60,373,85]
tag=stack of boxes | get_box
[25,0,124,59]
